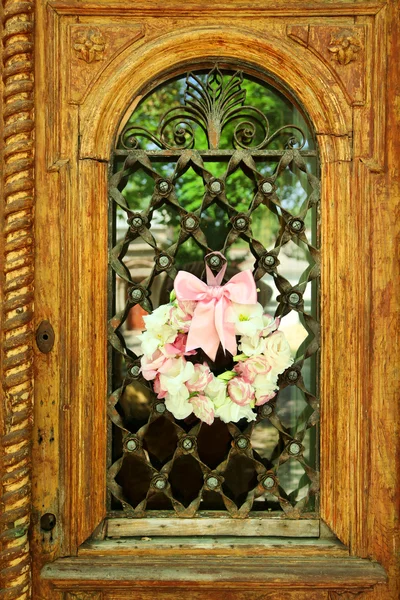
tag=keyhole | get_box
[40,513,56,531]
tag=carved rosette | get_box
[1,0,35,599]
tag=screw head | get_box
[261,253,277,270]
[154,477,167,490]
[155,402,166,414]
[234,216,247,231]
[262,475,276,490]
[129,365,140,378]
[236,436,248,450]
[206,476,219,489]
[158,255,170,268]
[260,403,273,417]
[130,287,144,302]
[182,437,194,451]
[157,179,171,194]
[261,181,274,194]
[288,441,302,456]
[290,218,304,233]
[287,369,299,382]
[184,216,197,231]
[210,180,222,194]
[288,292,301,306]
[126,438,138,452]
[209,255,221,268]
[129,215,144,230]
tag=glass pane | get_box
[108,67,320,519]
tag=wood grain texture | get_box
[48,0,386,17]
[0,1,35,599]
[79,536,349,557]
[107,517,319,538]
[42,556,387,590]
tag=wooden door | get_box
[1,1,399,599]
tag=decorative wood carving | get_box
[68,24,145,104]
[287,24,366,105]
[1,2,35,600]
[328,29,362,65]
[73,28,106,63]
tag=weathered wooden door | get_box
[1,1,399,599]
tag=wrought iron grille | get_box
[108,67,320,519]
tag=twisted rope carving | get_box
[1,1,35,599]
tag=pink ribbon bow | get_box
[174,253,257,361]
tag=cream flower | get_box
[215,395,257,423]
[158,357,194,400]
[229,302,264,337]
[142,303,172,331]
[238,333,267,357]
[165,393,193,420]
[137,324,178,357]
[204,376,227,408]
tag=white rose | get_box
[159,357,194,400]
[142,303,172,331]
[263,330,293,377]
[253,373,278,405]
[205,377,227,408]
[137,324,178,357]
[165,393,193,420]
[215,396,257,423]
[239,334,267,357]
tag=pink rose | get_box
[153,374,167,399]
[234,355,271,384]
[163,333,196,358]
[186,363,213,393]
[255,391,276,406]
[228,377,255,406]
[140,350,168,381]
[189,394,215,425]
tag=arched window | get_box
[108,66,320,528]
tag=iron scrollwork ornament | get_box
[121,67,306,151]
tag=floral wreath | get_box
[139,253,293,425]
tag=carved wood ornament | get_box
[73,28,106,63]
[1,1,35,599]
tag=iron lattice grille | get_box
[108,67,320,519]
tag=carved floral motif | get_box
[73,29,106,63]
[328,30,362,65]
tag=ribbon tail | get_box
[214,297,237,357]
[185,301,220,362]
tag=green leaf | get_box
[217,370,237,382]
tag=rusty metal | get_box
[107,66,321,520]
